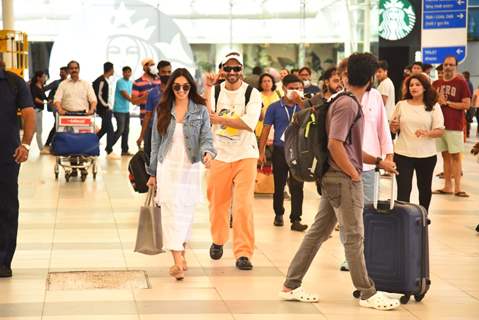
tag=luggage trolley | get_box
[52,112,100,182]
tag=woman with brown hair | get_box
[390,74,444,211]
[146,68,216,280]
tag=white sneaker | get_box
[278,286,319,303]
[359,291,400,311]
[339,260,349,272]
[106,152,121,160]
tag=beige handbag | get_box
[134,188,164,255]
[254,165,275,194]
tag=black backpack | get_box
[213,83,253,112]
[283,92,361,187]
[128,150,149,193]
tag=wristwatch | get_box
[375,157,382,168]
[21,143,31,151]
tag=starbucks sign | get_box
[379,0,416,41]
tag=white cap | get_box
[222,52,243,66]
[141,57,154,66]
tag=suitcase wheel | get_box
[414,294,425,302]
[352,290,361,299]
[400,294,411,304]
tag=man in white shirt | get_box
[54,60,97,178]
[205,52,262,271]
[376,60,396,123]
[54,60,97,114]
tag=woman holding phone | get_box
[390,73,444,211]
[147,68,216,280]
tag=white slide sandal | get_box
[359,291,400,311]
[279,287,319,303]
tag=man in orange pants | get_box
[205,52,262,270]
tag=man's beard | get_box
[226,74,240,84]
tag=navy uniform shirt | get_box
[264,98,301,147]
[0,69,34,164]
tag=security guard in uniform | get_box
[0,63,36,278]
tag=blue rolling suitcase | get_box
[354,172,431,304]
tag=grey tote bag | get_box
[134,188,164,255]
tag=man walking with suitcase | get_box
[279,53,401,311]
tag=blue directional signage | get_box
[422,45,466,64]
[423,0,467,29]
[421,0,468,64]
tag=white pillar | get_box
[2,0,14,29]
[363,0,371,53]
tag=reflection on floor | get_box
[1,129,478,320]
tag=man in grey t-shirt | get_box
[280,53,400,311]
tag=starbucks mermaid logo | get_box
[379,0,416,41]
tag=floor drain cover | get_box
[47,270,150,290]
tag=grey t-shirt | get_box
[326,95,364,173]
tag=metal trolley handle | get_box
[372,169,396,210]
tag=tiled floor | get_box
[1,122,478,319]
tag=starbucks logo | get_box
[379,0,416,41]
[49,0,195,81]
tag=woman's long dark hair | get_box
[156,68,206,135]
[31,70,45,87]
[403,73,438,111]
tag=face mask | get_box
[303,80,311,87]
[159,75,170,84]
[148,65,158,75]
[286,89,304,100]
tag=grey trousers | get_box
[283,170,376,299]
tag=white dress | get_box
[155,123,201,251]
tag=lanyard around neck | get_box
[280,99,297,123]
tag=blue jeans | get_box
[361,169,375,205]
[113,112,130,153]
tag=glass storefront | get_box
[1,0,379,81]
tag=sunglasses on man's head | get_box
[172,83,191,92]
[223,66,242,73]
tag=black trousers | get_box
[97,109,115,153]
[45,112,56,146]
[272,145,304,222]
[144,125,152,166]
[394,153,437,211]
[0,162,20,268]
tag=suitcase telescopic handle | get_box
[372,169,396,210]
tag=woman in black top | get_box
[30,71,48,154]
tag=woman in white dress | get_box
[146,68,216,280]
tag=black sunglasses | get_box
[172,83,191,92]
[223,66,242,73]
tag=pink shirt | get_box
[361,88,394,171]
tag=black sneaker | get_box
[209,243,223,260]
[236,256,253,270]
[291,221,308,232]
[0,265,12,278]
[274,216,284,227]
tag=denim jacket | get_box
[147,100,216,176]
